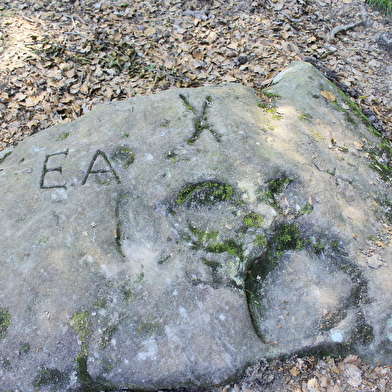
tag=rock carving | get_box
[40,149,123,189]
[0,62,392,390]
[179,94,222,145]
[81,149,121,185]
[40,149,69,189]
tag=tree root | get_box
[327,4,368,42]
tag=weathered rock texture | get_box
[1,62,392,391]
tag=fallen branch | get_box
[328,20,363,41]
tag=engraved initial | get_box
[40,150,69,189]
[179,94,222,145]
[82,150,121,185]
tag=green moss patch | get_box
[136,316,164,337]
[243,212,264,228]
[273,223,304,257]
[300,202,314,215]
[312,238,326,254]
[263,91,281,99]
[256,89,282,119]
[367,139,392,182]
[70,311,91,343]
[189,224,219,246]
[32,367,69,389]
[164,150,180,163]
[298,113,313,122]
[265,176,292,204]
[57,131,70,141]
[70,311,117,389]
[205,239,244,262]
[93,298,108,309]
[0,307,11,339]
[176,181,234,205]
[20,342,30,355]
[113,146,135,168]
[179,94,222,145]
[330,82,379,135]
[253,234,267,248]
[0,151,12,165]
[265,107,283,120]
[120,280,135,302]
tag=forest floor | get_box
[1,0,392,390]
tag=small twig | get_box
[24,41,85,54]
[58,13,73,19]
[58,13,77,29]
[63,31,86,38]
[20,15,35,23]
[24,41,51,46]
[282,12,302,23]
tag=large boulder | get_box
[1,61,392,391]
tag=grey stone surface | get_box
[1,61,392,390]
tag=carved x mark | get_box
[179,94,222,145]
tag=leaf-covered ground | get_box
[1,0,392,390]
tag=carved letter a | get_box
[82,150,121,185]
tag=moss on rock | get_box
[0,307,10,339]
[243,212,264,228]
[176,181,234,205]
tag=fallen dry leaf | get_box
[321,90,337,102]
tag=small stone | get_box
[238,56,248,65]
[367,255,383,268]
[59,63,71,72]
